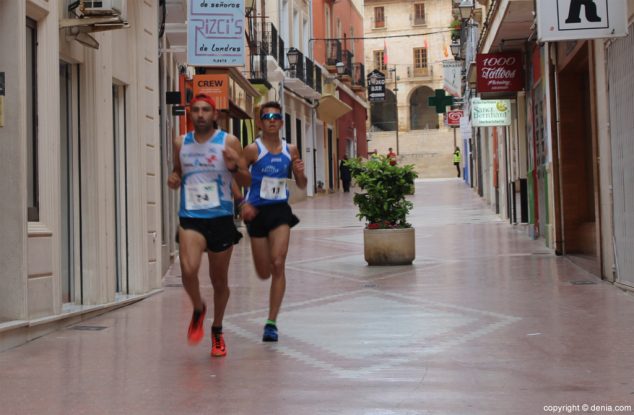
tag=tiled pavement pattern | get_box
[1,179,634,414]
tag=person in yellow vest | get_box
[453,146,462,178]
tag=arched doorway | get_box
[370,89,396,131]
[410,86,438,130]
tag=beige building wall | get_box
[0,0,163,351]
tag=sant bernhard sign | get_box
[476,52,524,94]
[367,70,386,102]
[536,0,628,42]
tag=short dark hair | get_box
[259,101,283,117]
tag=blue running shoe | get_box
[262,323,278,342]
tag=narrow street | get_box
[1,179,633,415]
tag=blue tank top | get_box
[178,130,234,218]
[246,138,292,207]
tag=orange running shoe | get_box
[187,304,206,345]
[211,331,227,357]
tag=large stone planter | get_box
[364,228,415,266]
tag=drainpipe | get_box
[551,43,565,255]
[308,0,316,196]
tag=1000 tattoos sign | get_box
[476,52,524,93]
[188,0,245,67]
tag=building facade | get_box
[456,0,634,289]
[0,0,163,350]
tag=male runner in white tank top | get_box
[167,94,250,357]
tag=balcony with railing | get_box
[325,39,342,67]
[284,49,321,99]
[351,63,365,90]
[406,64,431,79]
[341,50,354,77]
[247,21,285,83]
[371,16,388,30]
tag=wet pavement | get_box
[1,179,634,415]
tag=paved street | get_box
[1,179,634,415]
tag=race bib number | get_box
[185,182,220,210]
[260,176,287,200]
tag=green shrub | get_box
[345,155,418,229]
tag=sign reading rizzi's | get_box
[537,0,628,42]
[187,0,245,67]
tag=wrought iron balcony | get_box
[352,63,365,88]
[326,39,342,66]
[250,21,284,66]
[341,50,354,77]
[406,65,431,79]
[305,57,314,89]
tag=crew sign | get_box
[187,0,245,67]
[367,70,386,102]
[536,0,627,41]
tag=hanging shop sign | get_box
[447,110,463,127]
[367,70,386,102]
[476,52,524,93]
[471,98,511,127]
[187,0,245,67]
[443,60,463,97]
[536,0,628,42]
[193,74,229,110]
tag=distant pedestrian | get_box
[387,147,397,166]
[167,93,250,357]
[339,155,351,192]
[453,146,462,177]
[241,101,308,342]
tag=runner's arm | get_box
[223,135,251,187]
[167,135,184,189]
[289,144,307,190]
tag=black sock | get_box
[211,326,223,334]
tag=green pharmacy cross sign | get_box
[428,89,454,114]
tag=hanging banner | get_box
[367,70,386,102]
[443,60,462,97]
[471,98,511,126]
[536,0,628,42]
[187,0,245,67]
[476,52,524,93]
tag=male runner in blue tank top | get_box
[241,101,307,342]
[167,94,250,357]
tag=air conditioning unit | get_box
[82,0,126,17]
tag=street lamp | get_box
[389,66,399,155]
[450,41,462,60]
[458,0,474,20]
[335,61,345,76]
[286,47,300,66]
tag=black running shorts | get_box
[245,202,300,238]
[177,216,243,252]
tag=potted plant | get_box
[345,155,418,266]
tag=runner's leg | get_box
[267,224,291,322]
[250,237,272,280]
[178,227,207,310]
[207,247,233,327]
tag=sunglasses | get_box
[260,113,283,121]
